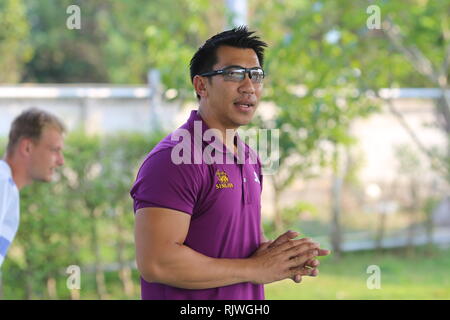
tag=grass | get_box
[67,246,450,300]
[3,247,449,300]
[265,247,450,300]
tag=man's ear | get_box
[193,75,208,99]
[17,138,34,157]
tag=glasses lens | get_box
[224,69,245,82]
[250,69,264,83]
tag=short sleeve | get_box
[0,176,14,229]
[0,175,19,267]
[0,179,8,227]
[130,148,203,215]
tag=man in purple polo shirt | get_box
[130,26,330,300]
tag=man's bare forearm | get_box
[144,243,254,290]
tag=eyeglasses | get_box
[199,66,265,84]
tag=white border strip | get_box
[0,86,150,99]
[0,85,448,99]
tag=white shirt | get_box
[0,160,20,267]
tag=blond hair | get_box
[7,108,66,154]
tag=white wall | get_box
[1,85,448,219]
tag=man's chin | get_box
[34,175,53,183]
[232,112,256,126]
[237,120,252,127]
[235,116,254,127]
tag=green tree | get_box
[1,132,162,299]
[23,0,110,82]
[21,0,220,88]
[247,0,448,253]
[250,1,379,256]
[342,0,449,182]
[0,0,32,83]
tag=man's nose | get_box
[58,153,65,166]
[238,73,256,94]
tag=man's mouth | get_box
[233,101,255,110]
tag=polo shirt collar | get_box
[186,110,251,162]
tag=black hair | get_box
[189,26,268,99]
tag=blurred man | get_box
[0,108,65,267]
[131,26,330,300]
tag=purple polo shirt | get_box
[130,110,264,300]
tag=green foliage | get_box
[103,0,218,92]
[249,1,383,201]
[1,0,448,299]
[6,1,445,184]
[263,201,320,240]
[1,131,164,299]
[394,144,422,175]
[21,0,219,87]
[423,196,440,222]
[0,0,33,83]
[266,247,450,299]
[282,201,318,226]
[23,0,112,82]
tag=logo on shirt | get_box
[215,170,234,189]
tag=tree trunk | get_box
[330,146,346,259]
[66,228,79,300]
[271,176,284,234]
[46,276,58,300]
[331,176,343,258]
[425,196,435,255]
[24,277,33,299]
[406,211,416,256]
[70,289,80,300]
[23,247,34,299]
[115,207,135,298]
[119,267,135,298]
[406,180,420,256]
[375,211,387,252]
[425,215,434,254]
[90,207,108,299]
[66,195,81,299]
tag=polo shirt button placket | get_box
[240,164,245,205]
[241,164,252,205]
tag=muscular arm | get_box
[135,207,253,290]
[135,207,321,290]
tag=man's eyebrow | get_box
[223,65,262,69]
[223,65,245,69]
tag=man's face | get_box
[203,45,263,129]
[28,126,65,183]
